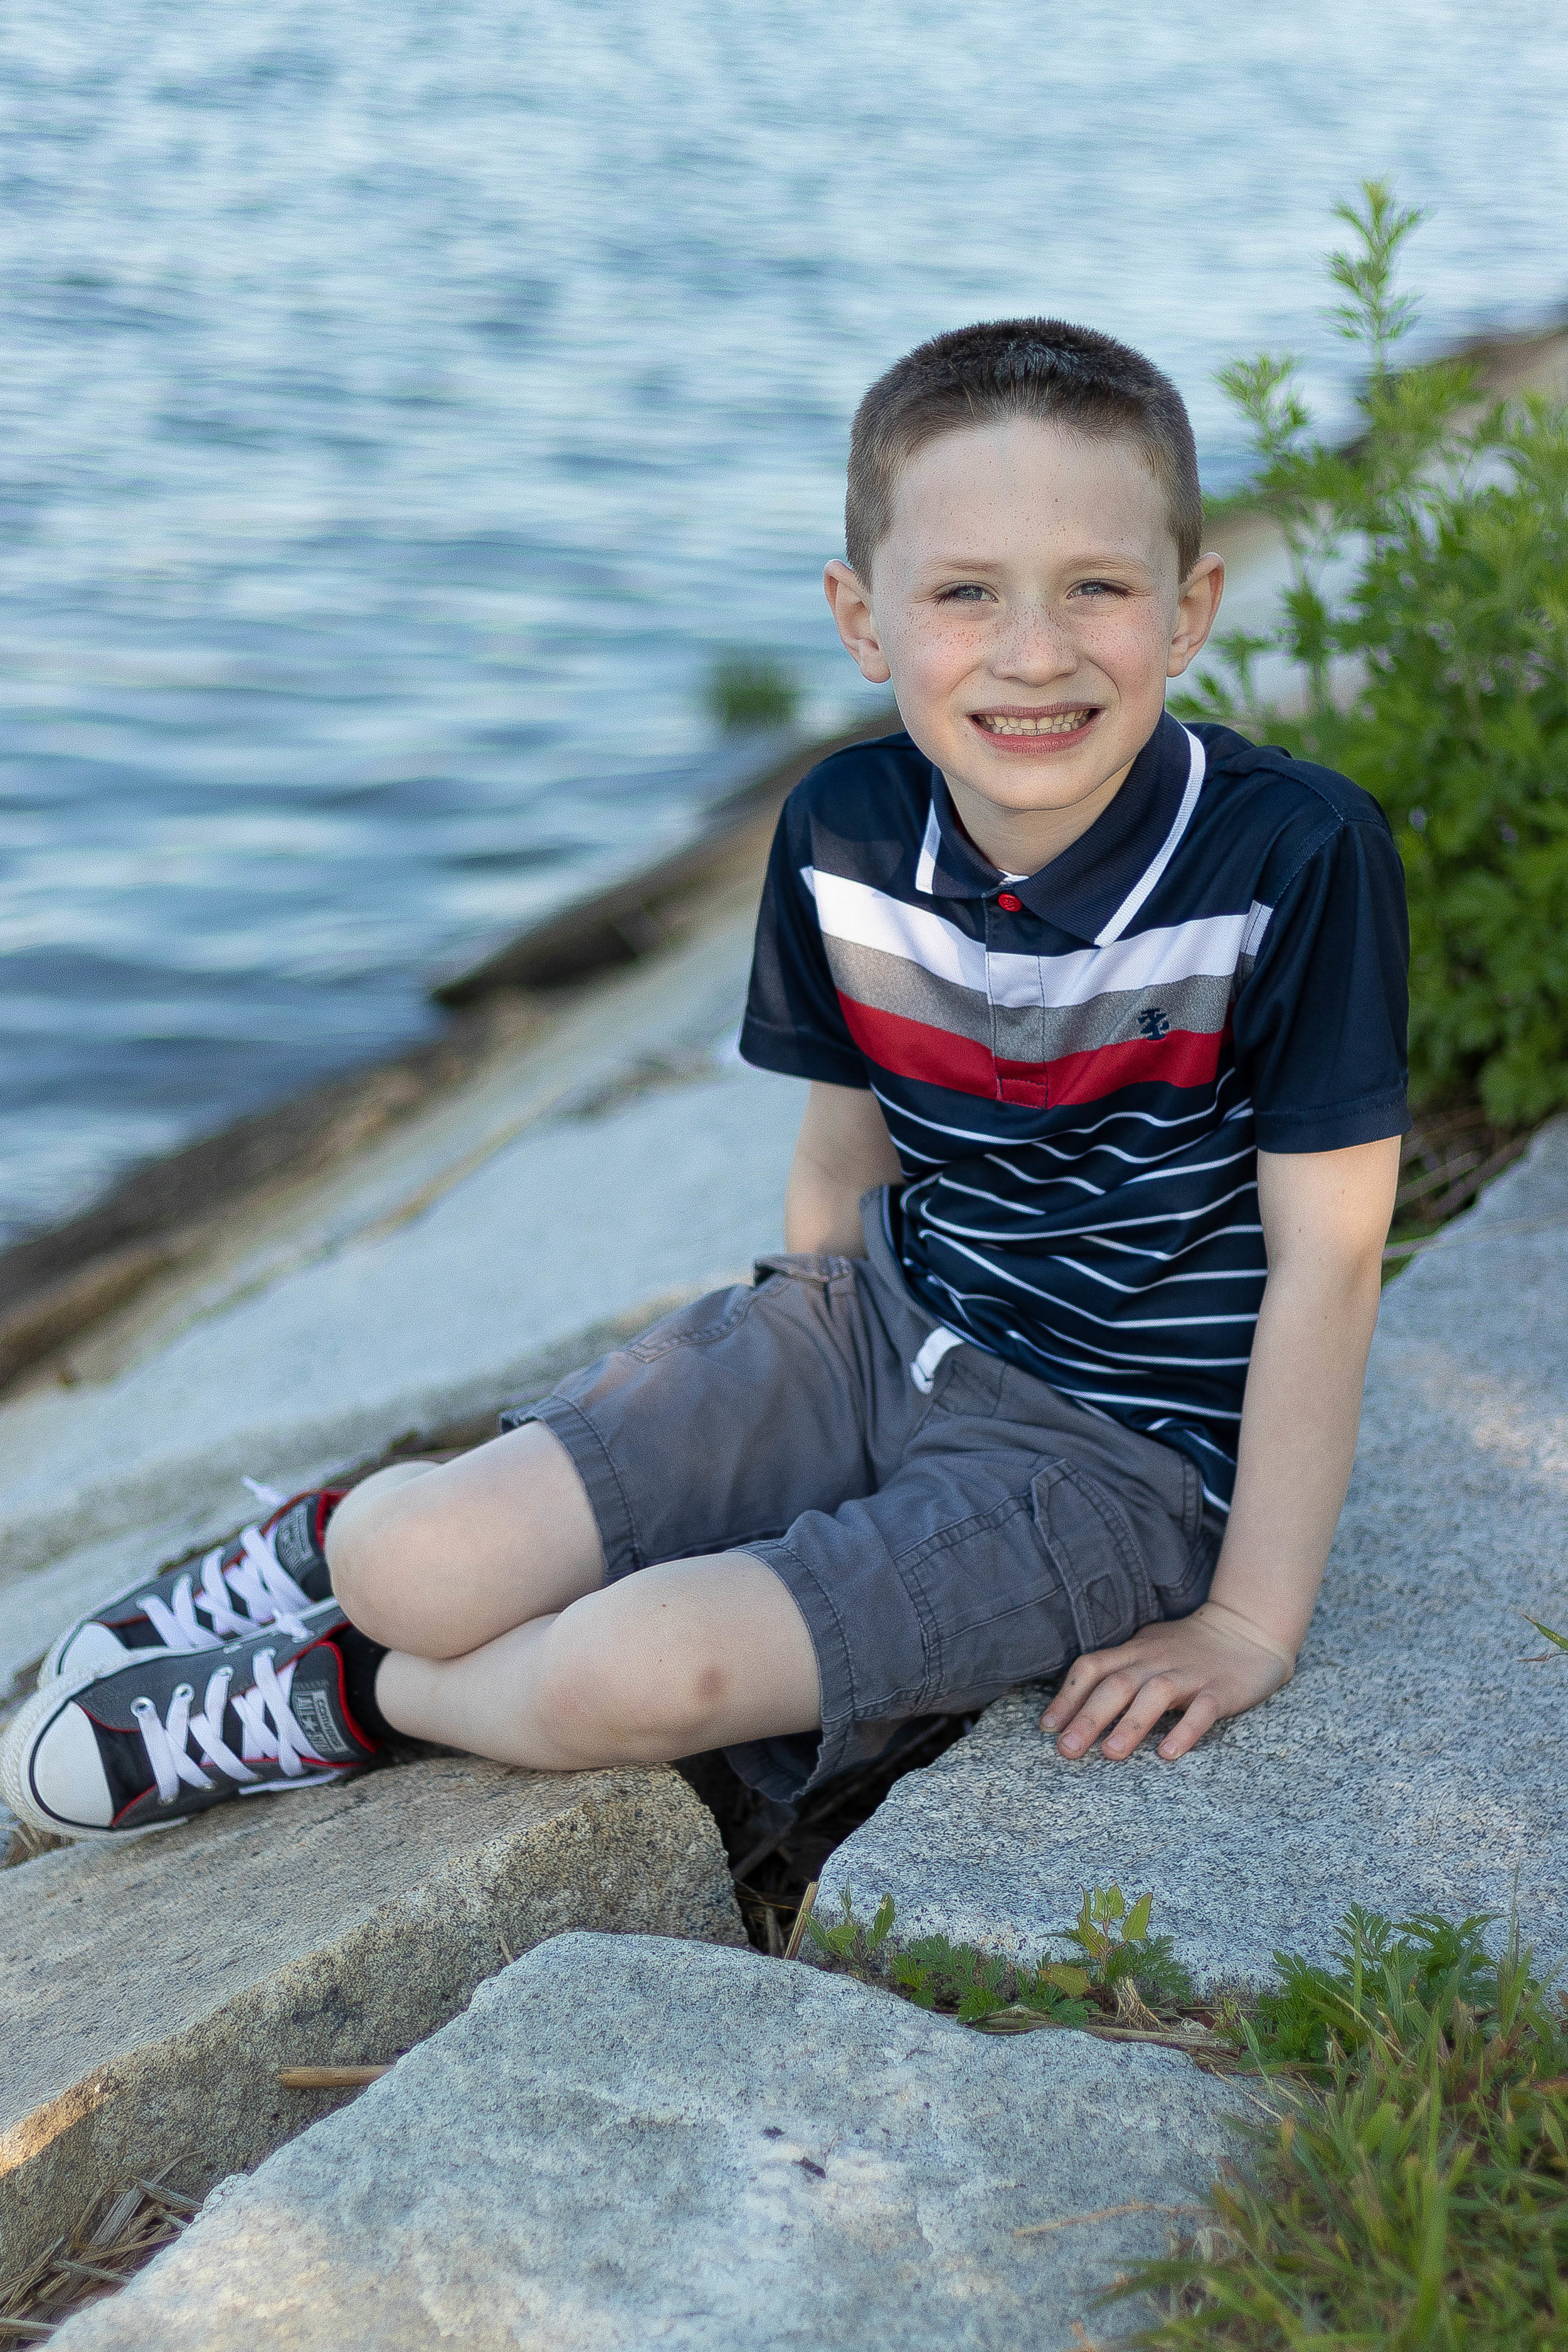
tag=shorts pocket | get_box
[751,1251,858,1291]
[1030,1460,1158,1653]
[1158,1521,1222,1621]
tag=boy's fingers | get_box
[1098,1672,1184,1759]
[1048,1669,1152,1756]
[1039,1644,1136,1729]
[1039,1656,1103,1725]
[1157,1687,1224,1760]
[1042,1624,1285,1759]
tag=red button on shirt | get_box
[997,891,1023,913]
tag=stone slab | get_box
[48,1932,1235,2352]
[0,1761,742,2282]
[0,1059,798,1584]
[0,1292,703,1704]
[822,1118,1568,1991]
[0,901,799,1587]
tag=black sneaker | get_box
[41,1485,344,1685]
[1,1609,377,1838]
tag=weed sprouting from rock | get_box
[1116,1909,1568,2346]
[1066,1883,1196,2009]
[804,1883,1183,2028]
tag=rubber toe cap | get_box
[48,1622,132,1684]
[28,1697,116,1830]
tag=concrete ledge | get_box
[0,1760,743,2283]
[47,1932,1234,2352]
[0,1054,798,1584]
[820,1119,1568,1990]
[0,1293,706,1702]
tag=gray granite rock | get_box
[0,914,798,1589]
[822,1118,1568,1991]
[48,1932,1234,2352]
[0,1760,742,2282]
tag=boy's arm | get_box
[784,1081,904,1255]
[1041,1133,1400,1762]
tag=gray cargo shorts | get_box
[504,1190,1222,1803]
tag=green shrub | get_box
[1246,1903,1498,2073]
[803,1887,1568,2338]
[1179,183,1568,1125]
[704,649,802,733]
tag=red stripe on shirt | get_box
[840,991,1224,1106]
[1010,1025,1227,1107]
[836,995,1000,1094]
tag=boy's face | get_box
[825,417,1223,868]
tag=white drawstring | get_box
[132,1651,328,1806]
[137,1516,314,1655]
[909,1326,964,1395]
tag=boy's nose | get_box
[988,604,1078,682]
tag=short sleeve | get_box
[739,795,869,1088]
[1232,815,1410,1152]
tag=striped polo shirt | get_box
[739,711,1409,1509]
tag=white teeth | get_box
[977,712,1091,736]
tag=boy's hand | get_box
[1043,1136,1400,1767]
[1039,1604,1294,1763]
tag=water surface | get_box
[1,0,1565,1241]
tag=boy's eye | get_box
[935,583,996,603]
[1069,579,1128,599]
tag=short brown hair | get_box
[845,317,1202,583]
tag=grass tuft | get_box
[1117,1909,1568,2348]
[808,1891,1568,2341]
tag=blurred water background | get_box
[1,0,1565,1246]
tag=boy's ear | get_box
[824,559,892,685]
[1167,551,1226,678]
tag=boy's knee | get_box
[325,1464,437,1646]
[531,1587,728,1762]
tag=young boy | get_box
[4,320,1407,1841]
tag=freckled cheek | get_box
[894,622,990,703]
[1080,612,1170,687]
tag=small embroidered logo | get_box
[1136,1006,1171,1041]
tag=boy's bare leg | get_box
[377,1554,820,1768]
[326,1423,822,1769]
[327,1422,608,1657]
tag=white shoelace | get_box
[136,1483,314,1655]
[131,1650,334,1804]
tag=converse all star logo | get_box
[290,1678,358,1761]
[272,1502,318,1576]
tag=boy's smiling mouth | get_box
[968,704,1101,748]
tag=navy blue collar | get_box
[921,710,1196,943]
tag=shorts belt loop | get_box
[909,1326,964,1395]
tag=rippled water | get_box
[1,0,1565,1243]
